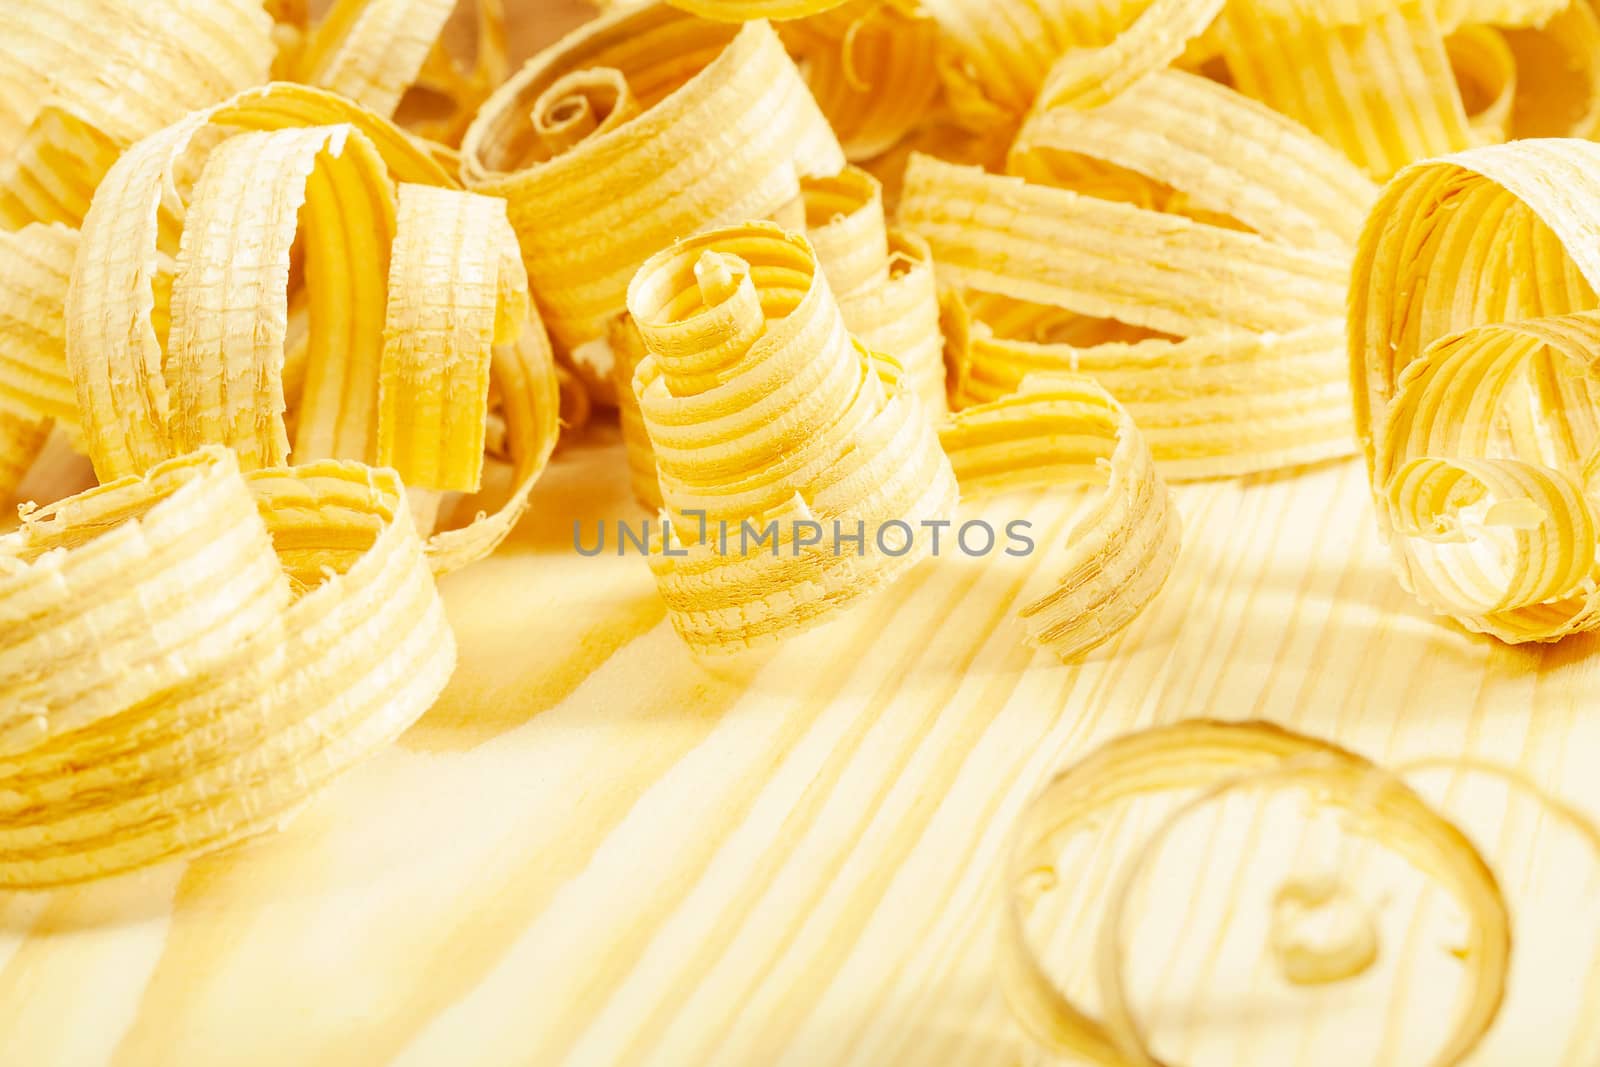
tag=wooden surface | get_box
[3,430,1599,1066]
[7,4,1600,1066]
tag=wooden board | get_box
[8,4,1600,1065]
[3,428,1599,1066]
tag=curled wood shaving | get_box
[624,221,958,654]
[1007,720,1600,1064]
[1351,139,1600,643]
[0,224,77,503]
[778,0,941,162]
[1002,721,1510,1067]
[900,152,1357,478]
[941,375,1180,660]
[0,448,453,887]
[461,5,844,383]
[0,0,274,230]
[68,84,557,576]
[0,80,558,883]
